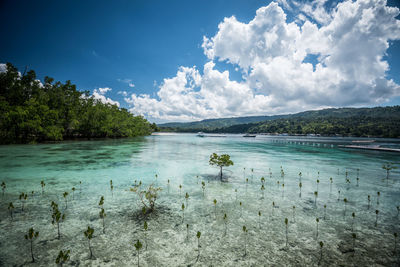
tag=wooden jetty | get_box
[338,145,400,152]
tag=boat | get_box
[197,132,205,137]
[243,133,256,137]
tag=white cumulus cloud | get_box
[92,88,120,107]
[126,0,400,122]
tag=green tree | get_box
[209,153,234,180]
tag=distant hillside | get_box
[159,106,400,138]
[158,115,288,129]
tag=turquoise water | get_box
[0,133,399,266]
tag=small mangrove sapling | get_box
[329,178,333,194]
[130,184,162,212]
[185,192,189,207]
[343,198,348,217]
[40,180,45,195]
[213,199,217,219]
[196,231,201,259]
[351,212,355,231]
[316,179,319,191]
[223,213,227,235]
[181,203,185,223]
[352,233,356,252]
[284,218,288,247]
[338,190,341,201]
[319,241,324,263]
[292,206,296,222]
[84,226,94,259]
[51,202,65,239]
[1,181,5,196]
[382,163,397,181]
[19,192,27,211]
[243,225,248,256]
[375,210,379,227]
[314,191,318,206]
[71,187,75,200]
[8,202,14,220]
[299,182,302,198]
[99,208,106,234]
[144,221,148,250]
[261,184,265,199]
[110,180,114,197]
[179,184,182,197]
[25,228,39,262]
[316,218,319,238]
[324,204,327,220]
[56,250,70,266]
[186,224,189,241]
[201,182,205,197]
[258,211,261,229]
[134,240,142,267]
[377,192,380,205]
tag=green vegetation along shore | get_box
[0,63,157,144]
[159,106,400,138]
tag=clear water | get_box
[0,133,399,266]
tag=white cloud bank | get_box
[92,87,120,107]
[130,0,400,121]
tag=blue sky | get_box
[1,0,400,122]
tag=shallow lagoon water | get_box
[0,133,400,266]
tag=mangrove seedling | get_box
[299,182,302,198]
[186,223,189,241]
[51,203,65,239]
[397,206,399,219]
[261,185,265,199]
[261,176,265,185]
[209,153,234,180]
[99,208,106,234]
[25,227,39,262]
[329,178,333,193]
[368,195,371,209]
[316,218,319,238]
[196,175,199,184]
[351,212,355,232]
[179,184,182,197]
[284,218,289,247]
[201,181,206,197]
[185,192,189,207]
[251,168,254,180]
[1,181,5,196]
[317,179,319,191]
[63,192,68,209]
[235,188,238,201]
[356,177,359,187]
[181,203,185,223]
[272,201,275,217]
[258,211,261,229]
[56,250,70,266]
[292,206,296,222]
[394,233,398,254]
[213,199,217,219]
[319,241,324,264]
[243,167,246,179]
[223,213,228,235]
[343,198,348,217]
[40,180,45,195]
[382,163,397,181]
[134,240,142,267]
[352,233,356,252]
[239,201,243,217]
[144,221,148,250]
[314,191,318,206]
[282,183,285,198]
[196,231,201,259]
[338,190,341,201]
[99,196,104,207]
[375,210,379,227]
[71,187,75,200]
[377,192,380,205]
[130,184,162,212]
[84,226,94,259]
[243,225,248,256]
[8,202,14,220]
[299,172,302,182]
[79,181,82,193]
[167,179,170,194]
[110,180,114,197]
[19,192,27,211]
[324,204,327,220]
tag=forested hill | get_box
[0,63,157,144]
[160,106,400,138]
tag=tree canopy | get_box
[209,153,234,180]
[0,63,157,144]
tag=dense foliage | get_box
[161,107,400,138]
[0,63,157,144]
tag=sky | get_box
[0,0,400,123]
